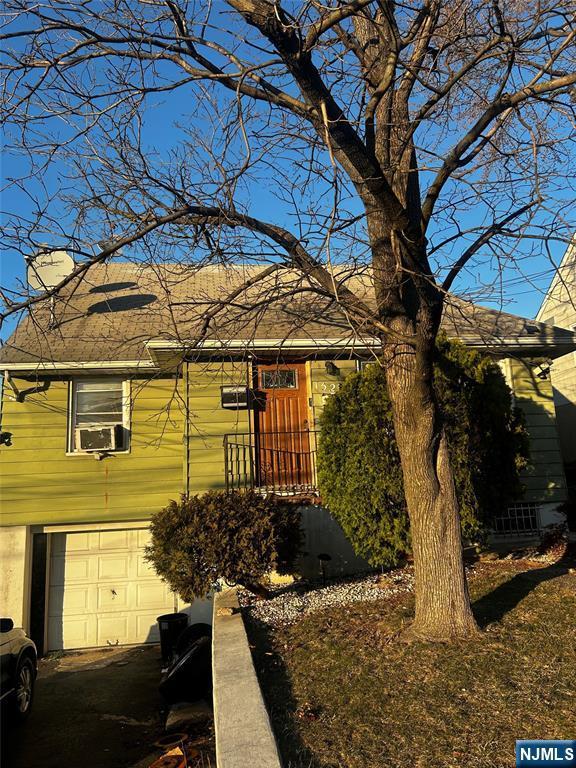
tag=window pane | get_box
[76,412,121,425]
[76,391,123,416]
[72,378,127,450]
[261,370,297,389]
[76,379,123,392]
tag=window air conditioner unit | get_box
[220,385,250,409]
[75,424,122,452]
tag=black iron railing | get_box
[224,430,319,495]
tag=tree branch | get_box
[0,207,200,328]
[226,0,411,229]
[304,0,376,51]
[422,71,576,226]
[441,200,541,293]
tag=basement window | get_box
[68,378,130,453]
[492,503,540,536]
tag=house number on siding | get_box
[321,382,337,394]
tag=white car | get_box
[0,618,37,720]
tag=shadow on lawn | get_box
[243,614,323,768]
[472,549,574,628]
[243,549,575,767]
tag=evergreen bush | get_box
[317,336,530,567]
[145,489,302,600]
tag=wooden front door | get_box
[256,363,312,489]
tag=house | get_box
[0,262,574,652]
[535,238,576,517]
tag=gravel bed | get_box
[238,568,417,628]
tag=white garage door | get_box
[48,528,180,651]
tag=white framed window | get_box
[68,378,130,453]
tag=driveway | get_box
[2,645,166,768]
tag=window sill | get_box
[65,449,131,457]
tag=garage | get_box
[47,528,209,651]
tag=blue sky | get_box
[1,136,566,344]
[1,4,573,343]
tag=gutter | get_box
[145,337,382,353]
[456,337,576,359]
[146,334,576,359]
[2,330,575,374]
[0,360,158,373]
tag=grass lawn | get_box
[246,558,576,768]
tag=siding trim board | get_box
[43,521,155,533]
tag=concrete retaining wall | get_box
[212,588,282,768]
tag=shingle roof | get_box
[1,262,574,368]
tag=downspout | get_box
[247,354,255,488]
[0,373,4,438]
[1,372,17,445]
[184,363,190,497]
[4,370,22,401]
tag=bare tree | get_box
[1,0,575,640]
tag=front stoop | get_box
[212,588,282,768]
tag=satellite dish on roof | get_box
[26,248,75,291]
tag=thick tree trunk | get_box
[385,340,480,641]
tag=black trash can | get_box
[157,612,188,665]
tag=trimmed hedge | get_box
[145,489,302,600]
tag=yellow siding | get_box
[309,359,357,427]
[0,375,185,526]
[1,354,566,527]
[311,356,567,505]
[505,358,567,502]
[536,243,576,463]
[186,362,250,494]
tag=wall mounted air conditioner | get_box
[75,424,122,452]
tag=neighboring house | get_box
[0,263,574,652]
[536,239,576,512]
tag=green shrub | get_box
[145,490,302,600]
[317,336,530,567]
